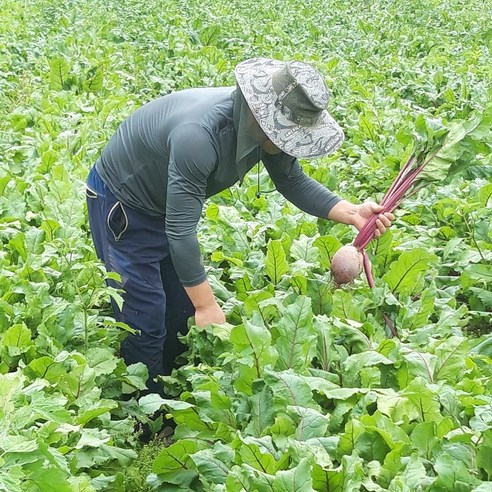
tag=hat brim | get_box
[235,58,345,159]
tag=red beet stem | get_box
[383,313,398,338]
[354,150,436,250]
[362,248,397,337]
[362,250,375,288]
[382,154,416,201]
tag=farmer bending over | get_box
[86,58,393,395]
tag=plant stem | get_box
[463,211,485,261]
[362,250,398,337]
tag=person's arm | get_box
[263,153,393,235]
[166,125,225,326]
[262,153,341,218]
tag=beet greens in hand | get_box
[331,110,491,336]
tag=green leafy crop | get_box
[1,0,491,490]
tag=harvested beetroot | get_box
[331,244,363,285]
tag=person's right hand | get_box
[194,302,226,327]
[184,280,226,327]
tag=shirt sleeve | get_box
[262,153,342,218]
[165,124,217,286]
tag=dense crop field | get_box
[1,0,491,490]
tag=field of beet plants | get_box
[1,0,492,490]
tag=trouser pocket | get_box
[86,185,98,199]
[107,201,128,241]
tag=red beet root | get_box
[331,245,363,285]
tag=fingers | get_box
[374,213,394,237]
[358,203,396,237]
[369,202,383,213]
[379,213,393,228]
[375,219,385,235]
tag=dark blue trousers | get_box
[86,166,194,395]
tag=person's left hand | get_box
[352,202,394,238]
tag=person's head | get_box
[234,58,344,158]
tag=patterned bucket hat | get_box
[234,58,345,159]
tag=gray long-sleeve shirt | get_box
[96,86,341,286]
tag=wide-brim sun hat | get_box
[234,57,345,159]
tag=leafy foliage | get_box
[1,0,491,490]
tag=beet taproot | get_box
[331,245,363,285]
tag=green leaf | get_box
[100,444,138,465]
[287,406,330,441]
[0,435,38,453]
[433,336,469,383]
[49,57,70,90]
[472,484,492,492]
[139,394,194,415]
[0,466,23,492]
[85,348,118,376]
[264,369,316,409]
[76,400,118,425]
[189,447,232,485]
[226,463,275,492]
[243,291,278,322]
[244,385,276,437]
[272,458,315,492]
[360,411,411,450]
[397,347,435,386]
[27,465,72,492]
[403,378,442,423]
[154,440,201,486]
[401,285,437,330]
[471,335,492,357]
[417,111,488,184]
[198,24,222,46]
[230,312,278,390]
[0,176,10,197]
[274,296,316,371]
[7,233,27,262]
[290,235,319,264]
[313,453,364,491]
[211,250,244,267]
[377,389,421,423]
[265,239,289,284]
[355,431,391,462]
[477,430,492,479]
[191,389,235,428]
[307,277,332,316]
[236,435,279,474]
[382,248,436,296]
[314,235,341,269]
[478,183,492,207]
[83,67,104,92]
[411,421,439,460]
[331,289,367,322]
[338,419,364,456]
[121,363,149,391]
[469,287,492,309]
[390,454,434,490]
[2,324,32,357]
[433,453,479,490]
[342,351,393,385]
[374,228,393,259]
[24,228,45,254]
[461,264,492,290]
[313,315,338,372]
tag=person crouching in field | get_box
[86,58,394,395]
